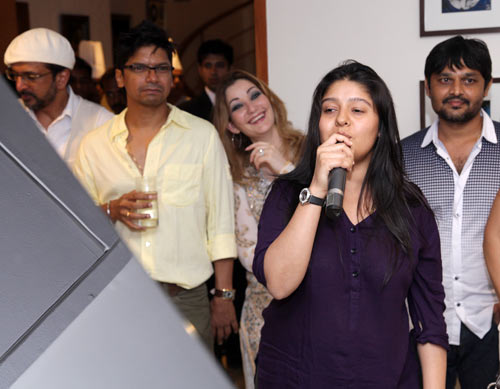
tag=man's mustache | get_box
[140,84,164,91]
[19,91,36,99]
[443,95,470,105]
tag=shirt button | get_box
[454,213,460,218]
[350,227,356,233]
[145,241,151,247]
[454,276,459,281]
[351,248,357,254]
[456,302,461,307]
[352,271,359,278]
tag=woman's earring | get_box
[231,133,243,149]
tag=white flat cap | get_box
[4,28,75,69]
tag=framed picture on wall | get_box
[419,78,500,129]
[60,15,90,54]
[420,0,500,36]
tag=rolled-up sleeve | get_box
[203,129,237,261]
[408,205,449,350]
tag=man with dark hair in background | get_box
[71,56,100,103]
[4,28,112,168]
[99,68,127,114]
[179,39,233,121]
[402,35,500,389]
[74,21,238,352]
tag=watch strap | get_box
[308,194,324,206]
[210,288,235,300]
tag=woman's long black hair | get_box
[284,60,427,283]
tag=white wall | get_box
[266,0,500,138]
[24,0,113,70]
[21,0,147,71]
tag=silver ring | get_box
[258,148,264,155]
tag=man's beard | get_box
[436,95,482,124]
[20,82,57,112]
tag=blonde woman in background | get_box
[214,70,304,388]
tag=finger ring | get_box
[258,148,264,155]
[126,210,130,218]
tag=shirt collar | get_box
[110,103,191,142]
[205,86,216,105]
[62,86,77,119]
[421,108,497,148]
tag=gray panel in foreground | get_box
[0,147,104,358]
[11,253,232,389]
[0,78,231,387]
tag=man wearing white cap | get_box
[4,28,113,167]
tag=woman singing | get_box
[253,61,448,388]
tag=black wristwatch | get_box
[299,188,324,206]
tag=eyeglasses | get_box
[5,69,52,83]
[123,63,174,74]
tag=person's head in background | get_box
[100,68,127,114]
[71,57,100,103]
[424,35,492,125]
[197,39,233,92]
[213,69,303,184]
[115,20,175,110]
[4,28,75,113]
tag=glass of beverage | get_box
[135,176,159,228]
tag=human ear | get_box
[56,69,71,90]
[484,79,493,97]
[115,69,125,89]
[227,121,241,135]
[424,79,431,98]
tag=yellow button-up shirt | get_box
[73,105,237,289]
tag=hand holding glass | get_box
[135,177,159,228]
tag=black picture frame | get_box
[420,0,500,36]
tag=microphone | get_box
[325,167,346,219]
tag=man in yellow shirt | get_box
[73,21,238,350]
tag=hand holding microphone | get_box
[325,166,346,219]
[310,134,353,219]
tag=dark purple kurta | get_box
[253,180,448,388]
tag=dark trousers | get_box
[446,321,499,389]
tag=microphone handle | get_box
[325,167,346,219]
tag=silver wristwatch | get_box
[299,188,324,206]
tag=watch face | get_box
[299,188,310,204]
